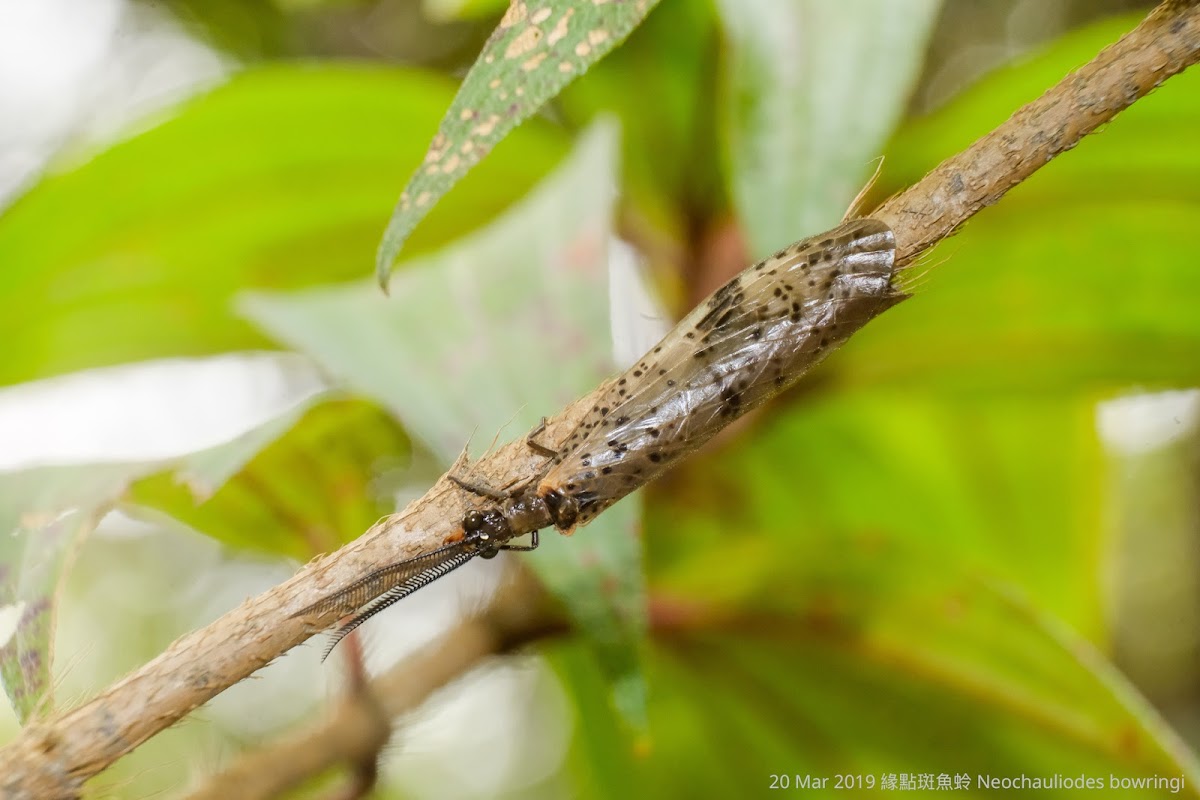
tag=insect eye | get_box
[463,511,484,531]
[543,489,579,530]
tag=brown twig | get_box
[2,2,1199,797]
[323,635,386,800]
[873,0,1200,266]
[181,574,564,800]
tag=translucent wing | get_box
[539,218,901,524]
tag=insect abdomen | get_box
[537,218,902,528]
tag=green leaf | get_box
[128,399,409,560]
[376,0,663,285]
[639,393,1199,789]
[641,586,1198,796]
[656,395,1104,634]
[0,64,567,386]
[422,0,508,23]
[0,505,99,724]
[245,124,618,460]
[715,0,942,256]
[244,122,648,721]
[546,640,639,800]
[131,0,289,58]
[1101,394,1200,720]
[0,354,328,721]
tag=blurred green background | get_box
[3,0,1200,797]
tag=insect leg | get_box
[449,473,509,501]
[451,458,547,501]
[450,417,557,502]
[497,530,539,552]
[525,417,558,459]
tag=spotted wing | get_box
[540,218,900,524]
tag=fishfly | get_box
[296,218,903,656]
